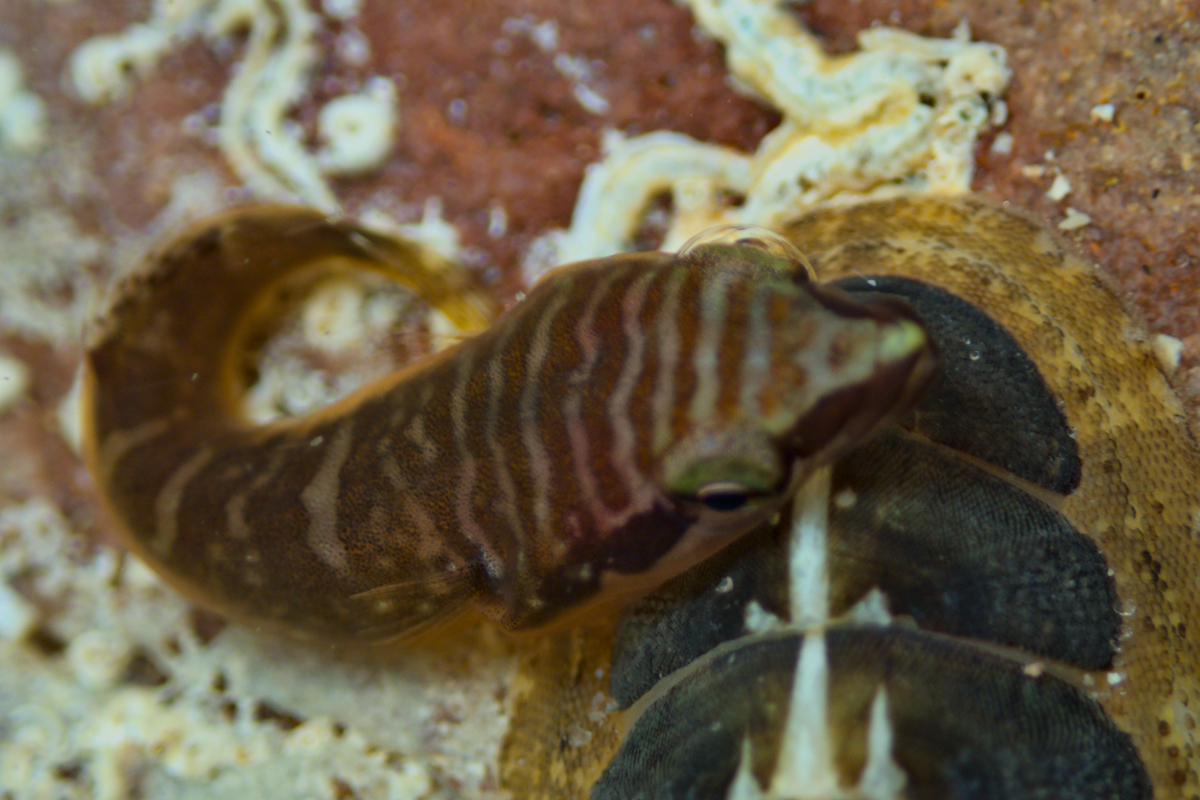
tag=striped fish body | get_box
[82,207,933,643]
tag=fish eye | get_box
[695,482,757,512]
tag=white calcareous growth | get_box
[1059,207,1093,231]
[0,49,47,152]
[66,0,398,212]
[539,0,1010,274]
[315,76,398,176]
[0,351,30,414]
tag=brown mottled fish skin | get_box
[81,206,933,644]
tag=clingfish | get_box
[81,207,934,643]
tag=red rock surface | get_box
[801,0,1200,363]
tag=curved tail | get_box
[81,206,496,641]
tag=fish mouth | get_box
[788,287,937,463]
